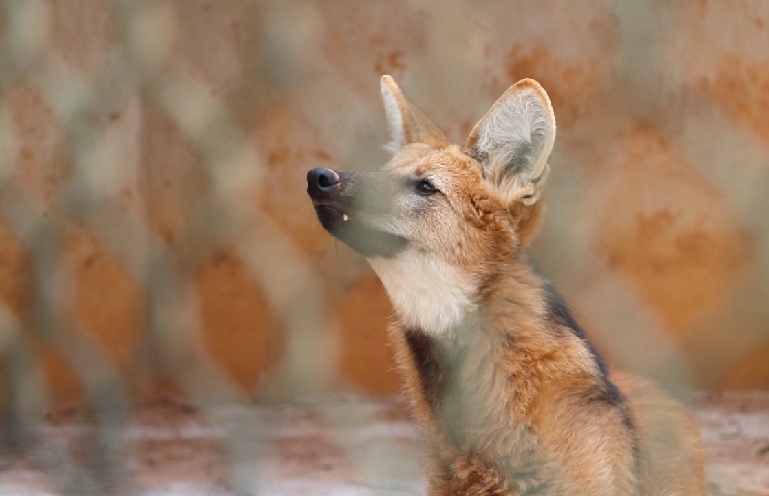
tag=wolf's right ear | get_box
[466,79,556,206]
[380,75,448,154]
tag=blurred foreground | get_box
[2,2,769,495]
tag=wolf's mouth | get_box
[312,204,408,258]
[314,204,348,232]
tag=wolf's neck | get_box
[400,312,542,452]
[395,264,562,437]
[368,250,479,336]
[369,248,552,335]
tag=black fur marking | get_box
[542,282,641,475]
[542,283,624,406]
[403,327,444,410]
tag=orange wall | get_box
[1,1,768,408]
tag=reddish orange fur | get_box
[389,234,705,495]
[309,75,706,495]
[382,79,706,495]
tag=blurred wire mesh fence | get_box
[0,0,768,494]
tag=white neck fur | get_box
[368,249,477,336]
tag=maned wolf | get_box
[306,76,705,495]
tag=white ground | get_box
[0,392,767,495]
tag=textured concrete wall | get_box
[0,0,767,407]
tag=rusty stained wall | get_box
[0,0,768,408]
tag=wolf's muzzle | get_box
[307,167,341,201]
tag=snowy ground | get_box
[0,392,767,495]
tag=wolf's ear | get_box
[380,75,448,154]
[466,79,555,206]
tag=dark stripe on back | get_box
[542,283,623,406]
[543,283,642,476]
[403,327,445,410]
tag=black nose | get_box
[307,167,341,199]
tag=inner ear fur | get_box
[380,75,448,154]
[465,79,556,206]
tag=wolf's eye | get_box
[415,179,438,196]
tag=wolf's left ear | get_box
[380,75,448,154]
[466,79,555,206]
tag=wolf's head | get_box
[307,76,555,335]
